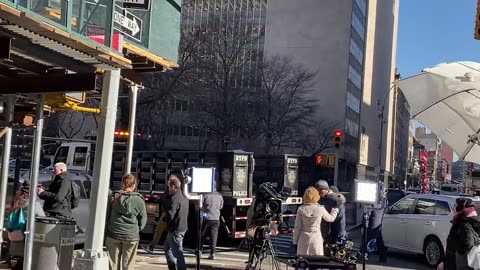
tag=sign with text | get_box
[87,24,121,51]
[113,5,143,42]
[118,0,151,10]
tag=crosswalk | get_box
[136,233,295,269]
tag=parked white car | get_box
[383,193,480,267]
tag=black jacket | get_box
[319,192,339,242]
[329,194,347,240]
[39,172,72,218]
[166,190,189,233]
[444,223,458,270]
[453,216,480,255]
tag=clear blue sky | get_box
[397,0,480,77]
[396,1,480,160]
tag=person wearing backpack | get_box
[37,162,76,218]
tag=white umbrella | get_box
[395,61,480,164]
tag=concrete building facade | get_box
[264,0,400,191]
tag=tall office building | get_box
[265,0,399,190]
[146,0,400,192]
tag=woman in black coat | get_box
[448,198,480,270]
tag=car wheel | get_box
[423,236,444,267]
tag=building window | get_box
[348,65,362,89]
[350,39,363,64]
[347,92,361,113]
[355,0,367,16]
[351,13,365,40]
[345,118,359,138]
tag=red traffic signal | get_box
[334,129,343,149]
[316,155,323,165]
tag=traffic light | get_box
[334,129,343,149]
[475,0,480,39]
[315,154,335,167]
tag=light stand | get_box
[182,167,216,270]
[354,180,380,270]
[196,194,204,270]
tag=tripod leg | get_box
[267,239,280,270]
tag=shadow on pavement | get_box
[363,251,432,270]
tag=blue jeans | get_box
[164,231,186,270]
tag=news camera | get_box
[253,182,291,226]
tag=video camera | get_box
[253,182,291,226]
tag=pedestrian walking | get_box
[202,191,223,260]
[105,174,147,270]
[37,162,73,218]
[147,190,170,252]
[164,174,189,270]
[450,198,480,270]
[438,203,460,270]
[293,187,339,256]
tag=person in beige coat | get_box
[293,187,339,256]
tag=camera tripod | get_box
[245,224,280,270]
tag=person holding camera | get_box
[293,187,339,256]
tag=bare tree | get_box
[294,119,342,156]
[182,18,263,150]
[247,56,317,154]
[45,111,87,139]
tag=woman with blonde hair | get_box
[293,187,339,256]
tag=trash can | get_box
[31,216,76,270]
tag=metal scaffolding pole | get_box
[23,95,45,270]
[0,95,15,259]
[75,69,120,269]
[125,84,139,174]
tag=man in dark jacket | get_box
[315,180,340,244]
[329,186,347,241]
[164,175,189,270]
[37,162,73,218]
[202,191,223,259]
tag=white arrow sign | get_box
[113,10,140,36]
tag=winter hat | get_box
[315,179,330,190]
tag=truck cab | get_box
[52,142,91,173]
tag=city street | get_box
[134,227,432,270]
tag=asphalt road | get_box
[135,227,435,270]
[348,227,433,270]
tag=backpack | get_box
[70,181,81,209]
[7,208,26,241]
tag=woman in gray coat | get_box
[293,187,339,256]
